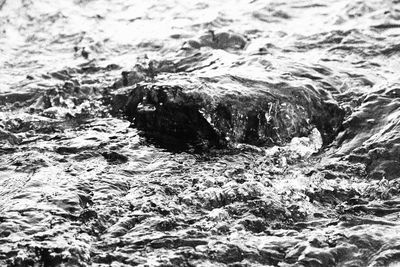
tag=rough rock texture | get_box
[114,74,344,149]
[183,31,248,50]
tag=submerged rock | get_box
[114,74,344,150]
[183,30,247,50]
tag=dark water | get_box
[1,0,400,266]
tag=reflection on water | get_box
[1,0,400,266]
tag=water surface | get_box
[1,0,400,266]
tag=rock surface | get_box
[183,30,247,50]
[115,73,344,150]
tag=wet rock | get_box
[184,31,247,50]
[117,74,344,150]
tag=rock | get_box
[115,73,344,150]
[184,31,247,50]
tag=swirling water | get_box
[1,0,400,266]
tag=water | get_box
[1,0,400,266]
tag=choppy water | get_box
[1,0,400,266]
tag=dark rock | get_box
[184,30,247,50]
[114,74,344,150]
